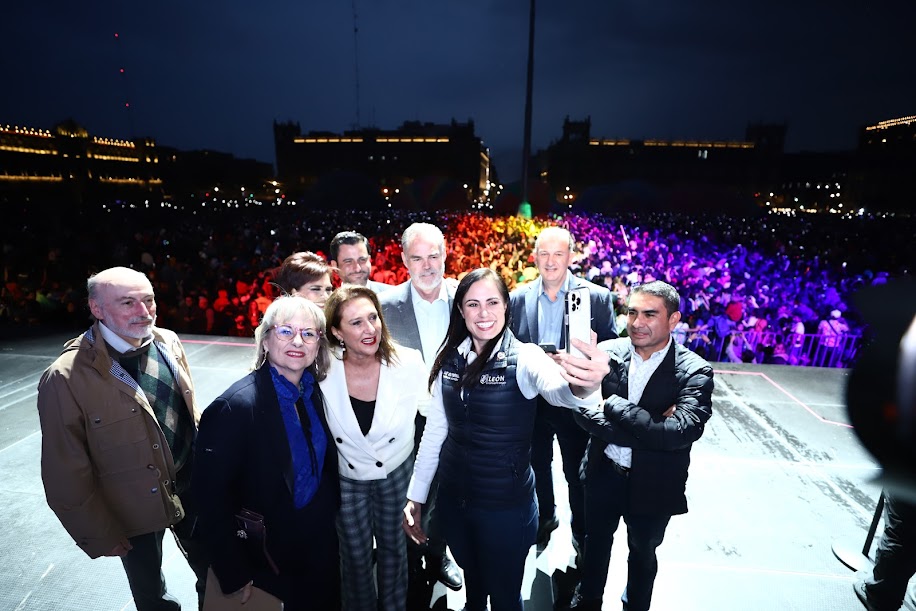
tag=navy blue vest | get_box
[438,331,537,509]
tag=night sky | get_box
[4,1,915,180]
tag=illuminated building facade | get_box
[0,120,162,204]
[1,120,274,208]
[536,117,785,211]
[854,115,916,212]
[273,119,491,204]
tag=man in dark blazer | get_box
[567,281,714,611]
[508,226,617,549]
[378,222,462,599]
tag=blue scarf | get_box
[269,366,327,509]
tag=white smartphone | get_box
[565,286,591,358]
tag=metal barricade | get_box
[686,329,862,368]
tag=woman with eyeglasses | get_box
[274,251,335,307]
[401,268,609,611]
[319,285,427,611]
[194,295,341,610]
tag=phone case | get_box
[565,286,591,358]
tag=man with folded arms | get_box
[566,281,714,611]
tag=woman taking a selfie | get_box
[402,268,608,611]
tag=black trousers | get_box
[579,454,670,611]
[864,492,916,610]
[121,481,208,611]
[530,398,589,545]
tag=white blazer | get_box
[319,345,428,481]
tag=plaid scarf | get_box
[119,343,194,471]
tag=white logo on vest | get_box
[479,373,506,385]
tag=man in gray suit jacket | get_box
[329,230,391,294]
[378,222,462,600]
[508,226,617,551]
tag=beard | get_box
[343,270,369,285]
[411,269,444,293]
[106,315,156,341]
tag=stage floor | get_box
[0,332,907,610]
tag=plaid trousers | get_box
[337,455,412,611]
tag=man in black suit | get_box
[508,226,617,549]
[567,281,714,611]
[378,222,463,599]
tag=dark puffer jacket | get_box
[575,338,714,515]
[437,331,538,509]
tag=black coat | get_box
[575,339,714,515]
[194,365,340,606]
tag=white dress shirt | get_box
[604,337,673,467]
[411,282,450,366]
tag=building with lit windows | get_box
[0,120,162,205]
[0,120,274,208]
[853,114,916,212]
[273,119,491,205]
[534,116,785,212]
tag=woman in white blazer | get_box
[320,285,427,611]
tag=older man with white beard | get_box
[378,223,464,603]
[37,266,207,610]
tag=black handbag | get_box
[235,508,280,575]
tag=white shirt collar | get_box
[537,271,572,298]
[629,336,673,363]
[410,280,449,307]
[457,334,506,365]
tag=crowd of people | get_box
[5,204,913,367]
[33,209,912,611]
[35,223,616,611]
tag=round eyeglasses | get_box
[271,325,322,344]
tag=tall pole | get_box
[519,0,535,217]
[352,0,362,129]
